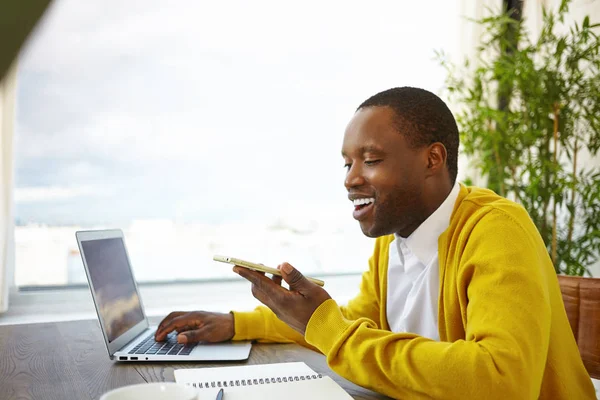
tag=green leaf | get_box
[559,0,569,16]
[556,38,567,59]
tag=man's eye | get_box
[365,159,382,165]
[344,163,352,170]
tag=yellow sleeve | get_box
[304,210,552,399]
[230,306,314,349]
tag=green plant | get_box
[438,0,600,276]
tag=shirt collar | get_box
[395,181,461,265]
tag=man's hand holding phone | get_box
[233,262,332,335]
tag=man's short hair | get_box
[357,87,459,184]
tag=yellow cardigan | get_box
[232,185,595,399]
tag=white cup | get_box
[99,382,199,400]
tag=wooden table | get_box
[0,318,389,400]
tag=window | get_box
[15,0,457,286]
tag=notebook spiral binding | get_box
[188,373,324,389]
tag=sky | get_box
[14,0,458,227]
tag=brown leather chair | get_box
[558,275,600,379]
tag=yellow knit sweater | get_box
[232,185,595,399]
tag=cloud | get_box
[15,0,458,224]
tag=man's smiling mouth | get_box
[352,197,375,210]
[352,197,375,220]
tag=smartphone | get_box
[213,255,325,287]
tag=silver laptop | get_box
[76,229,252,362]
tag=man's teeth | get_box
[353,198,375,206]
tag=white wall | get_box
[523,0,600,40]
[452,0,502,187]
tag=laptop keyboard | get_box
[128,331,195,356]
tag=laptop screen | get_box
[81,237,145,343]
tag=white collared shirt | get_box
[386,181,460,340]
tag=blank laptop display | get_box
[81,237,145,342]
[76,229,252,362]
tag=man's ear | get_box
[426,143,447,176]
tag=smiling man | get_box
[156,87,595,399]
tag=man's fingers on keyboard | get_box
[156,311,185,338]
[157,315,196,340]
[178,326,209,344]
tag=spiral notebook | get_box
[174,362,353,399]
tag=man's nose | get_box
[344,164,365,189]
